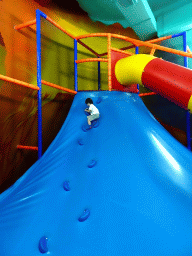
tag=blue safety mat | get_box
[1,91,192,255]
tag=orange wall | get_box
[0,0,187,193]
[0,0,74,191]
[0,0,139,192]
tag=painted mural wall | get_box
[0,0,189,193]
[0,0,140,192]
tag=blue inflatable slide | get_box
[1,91,192,255]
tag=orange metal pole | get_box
[101,36,172,56]
[100,45,135,57]
[77,40,100,57]
[150,47,156,56]
[76,33,192,58]
[119,45,135,51]
[46,16,75,39]
[76,33,109,40]
[75,58,108,64]
[139,92,157,97]
[111,34,192,58]
[41,80,77,94]
[0,74,39,90]
[79,34,188,57]
[111,47,134,56]
[108,34,112,91]
[99,52,110,57]
[148,35,172,44]
[187,46,192,54]
[17,145,38,151]
[14,19,36,30]
[119,36,172,52]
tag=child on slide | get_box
[85,98,100,126]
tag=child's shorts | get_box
[87,114,100,122]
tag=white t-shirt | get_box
[89,104,99,115]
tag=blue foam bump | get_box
[92,120,99,128]
[88,160,97,168]
[96,97,102,104]
[63,181,70,191]
[82,124,92,132]
[84,111,90,116]
[39,236,48,254]
[78,139,84,145]
[78,209,90,222]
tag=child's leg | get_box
[87,114,99,125]
[87,116,91,125]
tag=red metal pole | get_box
[139,92,157,97]
[17,145,38,151]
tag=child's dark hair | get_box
[85,98,93,104]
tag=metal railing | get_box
[8,9,192,158]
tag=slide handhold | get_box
[38,236,48,254]
[92,120,99,128]
[63,181,71,191]
[96,97,102,104]
[84,111,90,116]
[88,160,97,168]
[82,124,92,132]
[78,139,84,145]
[78,209,90,222]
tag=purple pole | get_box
[98,58,101,91]
[36,10,43,159]
[135,46,139,94]
[74,39,78,92]
[183,31,191,150]
[36,10,47,159]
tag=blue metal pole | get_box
[183,31,188,68]
[135,46,139,94]
[172,32,185,38]
[186,110,191,150]
[36,9,43,159]
[98,58,101,91]
[183,31,191,150]
[74,39,78,92]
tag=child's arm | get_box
[85,108,91,113]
